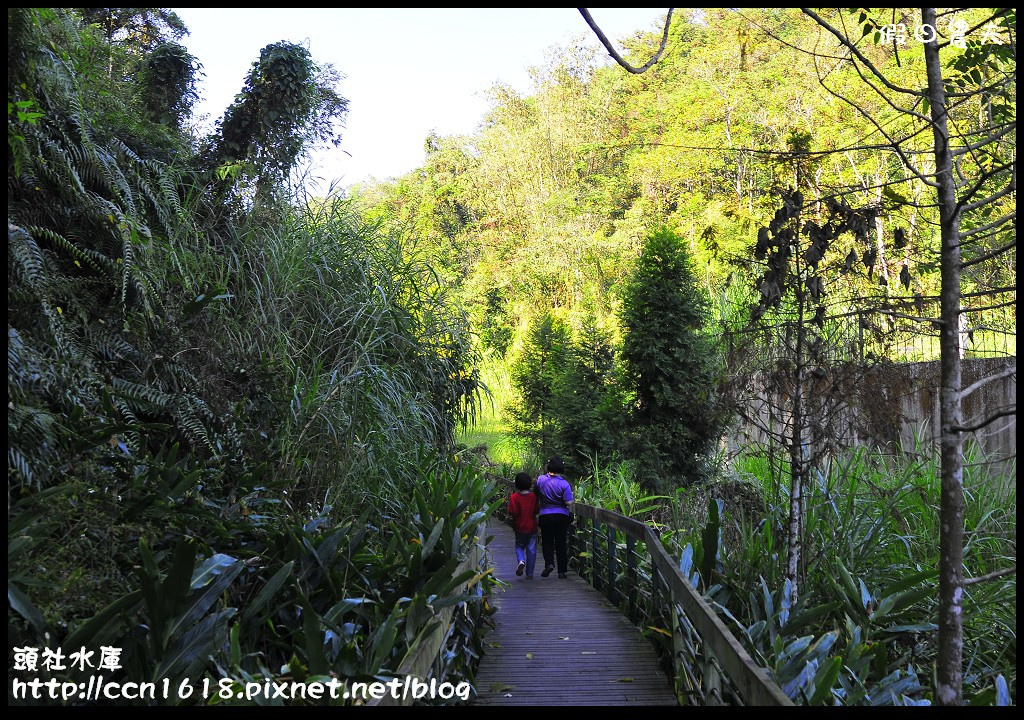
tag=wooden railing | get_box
[570,503,793,706]
[366,525,487,707]
[388,476,791,706]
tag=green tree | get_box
[549,314,620,468]
[508,311,571,454]
[619,227,728,490]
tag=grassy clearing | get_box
[459,349,542,473]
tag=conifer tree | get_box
[619,227,727,490]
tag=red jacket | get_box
[508,491,539,534]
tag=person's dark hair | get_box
[514,471,532,491]
[546,456,564,474]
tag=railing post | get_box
[651,561,662,627]
[568,515,578,572]
[592,518,602,591]
[670,602,684,699]
[606,525,617,604]
[703,651,723,706]
[626,536,637,622]
[586,515,594,582]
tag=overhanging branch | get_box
[964,566,1017,586]
[800,8,923,96]
[579,8,675,74]
[959,364,1016,401]
[959,239,1016,269]
[961,211,1015,239]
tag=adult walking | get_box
[536,456,573,579]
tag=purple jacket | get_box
[535,473,573,516]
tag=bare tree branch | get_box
[951,122,1017,157]
[955,161,1016,208]
[964,565,1017,586]
[737,10,845,59]
[960,238,1016,269]
[806,70,937,186]
[961,211,1015,239]
[963,297,1018,312]
[839,43,934,123]
[960,164,1016,213]
[959,363,1016,401]
[800,8,924,96]
[951,405,1016,433]
[579,8,675,75]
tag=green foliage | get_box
[8,9,491,707]
[352,6,1013,382]
[507,311,571,453]
[140,42,202,128]
[574,457,666,519]
[10,460,495,706]
[549,315,621,466]
[660,443,1016,705]
[619,227,728,489]
[7,8,216,505]
[506,309,620,470]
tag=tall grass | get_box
[148,188,483,512]
[574,456,667,518]
[701,440,1014,703]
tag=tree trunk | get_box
[786,205,806,605]
[922,7,965,706]
[786,353,804,605]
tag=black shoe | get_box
[516,561,525,576]
[541,565,554,577]
[558,573,568,579]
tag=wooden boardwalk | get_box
[472,524,677,706]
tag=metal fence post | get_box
[607,525,617,604]
[626,536,638,622]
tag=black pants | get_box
[539,513,571,574]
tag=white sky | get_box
[173,8,666,192]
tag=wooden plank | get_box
[473,523,677,706]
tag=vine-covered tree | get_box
[204,41,348,203]
[139,41,202,129]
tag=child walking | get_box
[508,471,539,579]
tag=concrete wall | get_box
[726,357,1016,474]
